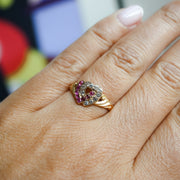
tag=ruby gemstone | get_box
[79,80,84,85]
[82,96,86,101]
[76,86,80,90]
[75,95,79,99]
[77,97,82,103]
[89,91,95,96]
[75,91,79,96]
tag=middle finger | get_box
[79,1,180,113]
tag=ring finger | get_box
[73,1,180,117]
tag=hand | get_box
[0,2,180,179]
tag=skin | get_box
[0,1,180,179]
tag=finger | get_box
[77,1,180,114]
[109,40,180,160]
[133,102,180,180]
[3,7,141,112]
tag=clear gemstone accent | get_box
[96,92,101,97]
[89,99,93,104]
[88,84,93,88]
[81,90,85,96]
[93,85,102,92]
[84,101,89,106]
[81,84,86,89]
[85,81,91,86]
[93,97,98,102]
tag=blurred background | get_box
[0,0,171,101]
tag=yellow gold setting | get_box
[70,80,113,111]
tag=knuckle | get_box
[166,105,180,170]
[155,61,180,90]
[109,45,142,75]
[51,52,85,76]
[160,1,180,27]
[172,103,180,129]
[90,23,112,49]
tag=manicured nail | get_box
[117,5,144,28]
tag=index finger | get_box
[2,6,143,112]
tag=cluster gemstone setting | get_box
[73,80,102,106]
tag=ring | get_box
[70,80,113,111]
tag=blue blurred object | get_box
[31,0,83,58]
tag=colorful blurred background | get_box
[0,0,171,101]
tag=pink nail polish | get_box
[117,5,144,28]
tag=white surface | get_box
[77,0,118,31]
[123,0,171,20]
[76,0,172,30]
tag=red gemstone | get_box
[82,96,86,101]
[89,91,95,96]
[79,80,84,85]
[86,95,90,99]
[75,91,79,96]
[76,86,80,90]
[77,97,82,103]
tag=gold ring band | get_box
[70,80,113,111]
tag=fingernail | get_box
[117,5,144,28]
